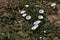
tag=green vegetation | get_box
[0,0,60,40]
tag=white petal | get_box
[20,10,26,14]
[31,25,38,30]
[22,13,27,17]
[33,20,41,25]
[51,3,56,7]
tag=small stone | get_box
[38,15,44,19]
[39,9,44,14]
[25,5,29,8]
[33,20,41,25]
[31,25,38,30]
[22,13,27,17]
[26,15,31,20]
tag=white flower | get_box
[26,15,31,20]
[25,5,29,8]
[33,20,41,25]
[51,3,56,7]
[31,25,38,30]
[22,13,27,17]
[39,9,44,14]
[38,15,44,19]
[20,10,26,14]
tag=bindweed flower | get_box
[33,20,41,25]
[26,15,31,20]
[31,25,38,30]
[39,9,44,14]
[22,13,27,17]
[38,15,44,19]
